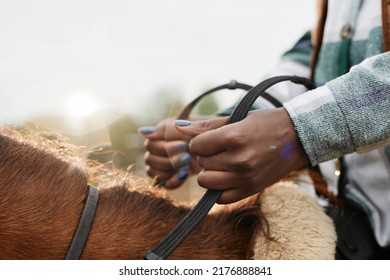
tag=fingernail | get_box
[174,120,191,127]
[138,126,155,135]
[174,143,189,153]
[178,170,189,182]
[181,165,190,172]
[179,153,191,165]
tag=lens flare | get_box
[68,94,97,117]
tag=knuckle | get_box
[197,177,206,189]
[164,180,181,189]
[146,167,155,178]
[157,119,169,129]
[144,153,153,166]
[225,131,246,147]
[199,120,211,130]
[196,172,208,187]
[143,138,150,148]
[188,140,199,154]
[147,168,170,182]
[230,152,255,170]
[197,157,205,168]
[145,139,154,151]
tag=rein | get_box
[65,185,99,260]
[63,76,314,260]
[177,80,282,120]
[144,75,316,260]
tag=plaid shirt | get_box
[281,0,390,247]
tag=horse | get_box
[0,126,336,259]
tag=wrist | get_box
[277,108,310,167]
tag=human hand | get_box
[173,108,310,203]
[138,119,202,188]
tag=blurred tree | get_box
[88,88,186,171]
[88,115,143,171]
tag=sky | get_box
[0,0,315,131]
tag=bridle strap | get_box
[144,75,315,260]
[66,185,99,260]
[177,80,282,120]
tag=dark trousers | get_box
[327,200,390,260]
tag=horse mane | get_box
[0,126,158,195]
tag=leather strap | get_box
[65,185,99,260]
[382,0,390,52]
[310,0,328,81]
[177,80,282,121]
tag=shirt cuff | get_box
[283,85,355,165]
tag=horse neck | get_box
[83,187,261,260]
[0,132,89,259]
[0,131,261,260]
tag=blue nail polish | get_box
[174,143,189,153]
[181,165,190,172]
[179,153,191,165]
[178,170,189,182]
[138,126,155,135]
[174,120,191,127]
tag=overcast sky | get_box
[0,0,315,127]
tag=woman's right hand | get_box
[138,118,202,189]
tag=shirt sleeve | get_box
[284,52,390,165]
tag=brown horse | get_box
[0,127,336,260]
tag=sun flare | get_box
[67,94,97,117]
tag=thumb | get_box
[173,117,229,137]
